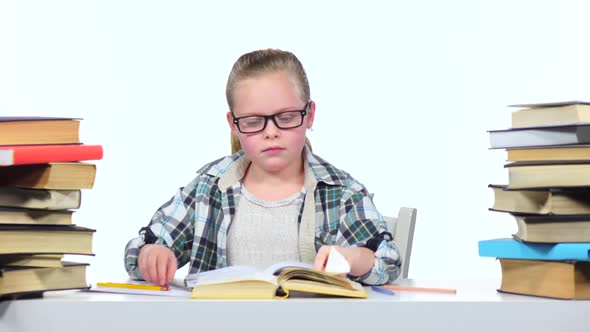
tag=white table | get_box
[0,279,587,332]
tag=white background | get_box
[2,0,590,281]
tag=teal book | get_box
[478,238,590,261]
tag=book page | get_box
[263,261,314,275]
[185,257,344,288]
[185,265,276,287]
[324,246,351,274]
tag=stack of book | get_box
[481,101,590,300]
[0,117,102,299]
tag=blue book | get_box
[478,238,590,261]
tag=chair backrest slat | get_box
[384,207,417,280]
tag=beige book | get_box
[513,214,590,243]
[507,145,590,162]
[511,101,590,128]
[0,187,81,210]
[0,225,94,255]
[506,160,590,189]
[0,262,88,298]
[0,208,73,225]
[499,259,590,299]
[489,184,590,214]
[0,254,64,268]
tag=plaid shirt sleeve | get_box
[336,182,402,285]
[124,177,199,280]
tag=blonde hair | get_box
[227,48,312,154]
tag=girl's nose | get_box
[263,118,281,138]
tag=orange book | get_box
[0,144,103,166]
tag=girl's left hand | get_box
[313,245,375,277]
[313,245,350,273]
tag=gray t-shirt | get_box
[226,184,305,268]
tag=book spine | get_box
[478,240,590,261]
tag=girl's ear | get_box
[306,101,316,129]
[226,112,237,133]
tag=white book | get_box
[0,187,81,210]
[489,124,590,149]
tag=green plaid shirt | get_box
[124,147,401,285]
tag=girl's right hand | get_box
[137,244,177,286]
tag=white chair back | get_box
[383,207,417,280]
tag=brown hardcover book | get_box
[0,262,89,299]
[498,259,590,299]
[0,225,94,255]
[489,185,590,215]
[510,101,590,128]
[506,160,590,189]
[0,208,73,225]
[0,117,80,145]
[0,162,96,190]
[512,214,590,243]
[0,187,81,210]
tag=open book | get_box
[185,260,367,299]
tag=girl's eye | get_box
[243,118,264,127]
[277,114,296,123]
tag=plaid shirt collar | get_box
[197,145,349,190]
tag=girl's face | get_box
[227,71,315,174]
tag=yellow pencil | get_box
[97,282,170,291]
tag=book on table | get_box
[0,207,73,225]
[511,214,590,243]
[507,144,590,162]
[478,238,590,261]
[488,124,590,149]
[0,187,81,210]
[0,117,81,145]
[489,184,590,214]
[0,262,89,299]
[510,101,590,128]
[0,224,94,255]
[505,160,590,189]
[0,144,103,166]
[497,258,590,300]
[0,254,64,268]
[0,162,96,190]
[187,261,367,299]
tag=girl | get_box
[124,49,401,286]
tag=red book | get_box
[0,144,103,166]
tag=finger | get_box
[166,254,177,283]
[140,255,152,283]
[157,253,168,286]
[138,250,147,281]
[146,251,158,283]
[314,246,330,271]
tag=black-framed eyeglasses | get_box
[232,102,310,134]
